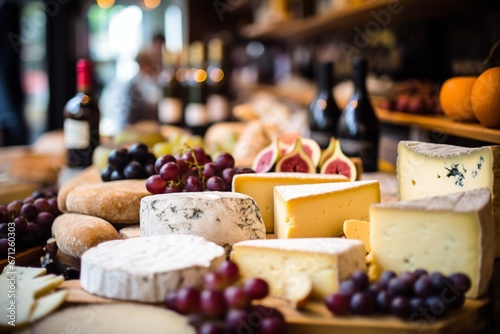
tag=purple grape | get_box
[155,154,177,173]
[414,268,429,278]
[34,198,50,213]
[144,164,156,177]
[260,316,285,334]
[47,198,62,217]
[325,293,350,315]
[429,272,452,294]
[160,162,180,181]
[14,217,27,233]
[182,151,195,164]
[351,270,369,290]
[376,290,394,313]
[108,148,131,170]
[0,206,8,224]
[164,185,182,193]
[448,273,471,294]
[7,201,22,218]
[243,278,269,300]
[338,280,359,298]
[199,322,226,334]
[379,270,397,287]
[218,261,240,284]
[110,169,124,181]
[176,159,188,174]
[400,271,418,286]
[215,152,235,169]
[184,176,203,192]
[0,223,7,234]
[388,277,413,296]
[23,196,35,204]
[206,176,226,191]
[350,292,375,315]
[187,313,205,329]
[204,271,228,291]
[236,167,255,174]
[26,222,44,242]
[123,161,146,179]
[203,162,219,179]
[175,287,201,314]
[221,168,237,186]
[128,142,149,163]
[224,286,250,309]
[409,297,426,313]
[425,295,449,318]
[391,296,413,319]
[414,275,434,298]
[200,289,227,317]
[35,212,54,229]
[0,239,8,256]
[367,281,384,298]
[193,147,208,164]
[145,175,167,194]
[224,309,250,333]
[101,165,114,181]
[21,203,38,222]
[164,291,178,311]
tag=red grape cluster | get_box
[325,269,471,321]
[146,147,255,194]
[0,188,62,258]
[165,261,285,334]
[101,143,157,182]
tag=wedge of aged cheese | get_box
[29,303,195,334]
[80,235,225,303]
[343,219,370,253]
[231,238,366,299]
[274,180,380,239]
[140,192,266,255]
[232,172,348,232]
[370,188,494,298]
[397,141,500,257]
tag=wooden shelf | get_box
[241,0,477,40]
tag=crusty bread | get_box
[57,166,102,212]
[52,213,120,258]
[65,179,150,223]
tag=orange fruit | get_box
[471,66,500,128]
[439,76,478,121]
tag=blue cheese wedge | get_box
[397,141,500,257]
[370,188,494,298]
[80,235,225,303]
[140,192,266,255]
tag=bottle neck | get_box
[76,59,93,94]
[317,62,333,93]
[352,58,368,96]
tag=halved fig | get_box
[275,138,315,173]
[285,137,321,168]
[320,140,357,181]
[252,138,281,173]
[318,137,336,168]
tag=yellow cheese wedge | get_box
[274,180,380,239]
[232,172,348,232]
[370,188,494,298]
[343,219,371,253]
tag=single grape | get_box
[160,162,180,181]
[164,291,178,311]
[200,289,227,317]
[182,151,195,164]
[47,198,62,217]
[145,175,168,194]
[425,295,449,318]
[429,272,452,295]
[376,290,394,313]
[34,198,50,213]
[414,275,434,298]
[224,309,250,333]
[164,184,182,193]
[21,203,38,222]
[204,271,229,291]
[123,161,146,179]
[129,143,149,163]
[221,168,237,186]
[176,159,188,174]
[0,205,8,224]
[184,176,203,192]
[224,286,250,309]
[23,196,35,204]
[409,297,426,313]
[7,201,22,218]
[215,152,235,170]
[338,280,359,298]
[206,176,226,191]
[0,239,8,256]
[350,292,375,315]
[199,322,226,334]
[203,162,219,179]
[236,167,255,174]
[144,163,156,177]
[367,281,384,298]
[175,287,201,314]
[193,147,208,164]
[108,148,131,170]
[325,293,350,315]
[30,190,46,199]
[243,278,269,300]
[110,169,124,181]
[259,316,285,334]
[26,222,44,242]
[14,217,27,233]
[217,261,240,284]
[379,270,397,287]
[388,277,413,297]
[101,165,114,182]
[35,212,54,229]
[0,223,8,235]
[448,273,471,294]
[400,271,418,286]
[391,296,413,319]
[414,268,429,278]
[351,270,369,290]
[155,154,177,173]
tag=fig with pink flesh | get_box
[284,137,321,168]
[320,139,357,181]
[252,138,281,173]
[275,138,316,173]
[318,137,336,168]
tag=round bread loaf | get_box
[52,213,120,258]
[65,179,150,223]
[57,166,101,212]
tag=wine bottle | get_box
[206,38,230,124]
[336,57,380,172]
[184,42,209,137]
[63,59,100,168]
[158,49,183,127]
[308,61,342,149]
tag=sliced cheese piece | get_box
[370,188,494,298]
[80,235,225,303]
[397,140,500,257]
[140,192,266,255]
[274,180,380,239]
[29,303,195,334]
[230,238,366,299]
[343,219,371,253]
[232,172,348,232]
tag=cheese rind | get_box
[140,192,266,255]
[80,235,225,303]
[397,140,500,257]
[231,238,366,299]
[232,172,348,232]
[370,188,494,298]
[343,219,371,253]
[274,180,380,239]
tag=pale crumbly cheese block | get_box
[80,235,225,303]
[231,238,366,299]
[232,172,348,232]
[370,187,494,298]
[29,303,195,334]
[397,140,500,257]
[140,192,266,255]
[343,219,371,253]
[274,180,380,239]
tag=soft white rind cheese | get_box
[80,235,225,303]
[140,192,266,255]
[397,140,500,257]
[231,238,366,299]
[370,188,494,298]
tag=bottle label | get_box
[207,94,229,122]
[64,119,90,149]
[310,131,331,149]
[339,138,378,171]
[159,97,182,124]
[185,103,209,126]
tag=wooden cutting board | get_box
[58,280,489,334]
